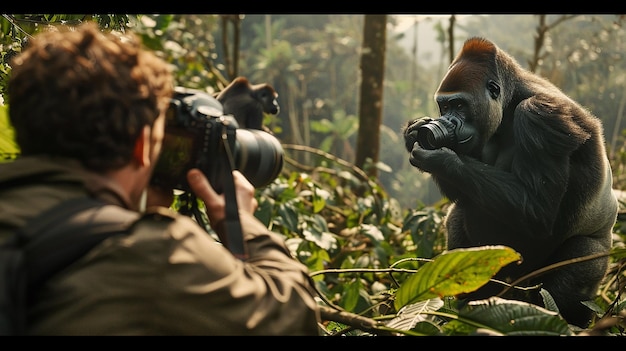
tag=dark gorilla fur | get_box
[216,76,279,130]
[403,37,617,328]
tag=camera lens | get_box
[417,121,451,150]
[234,129,284,188]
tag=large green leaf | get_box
[448,297,573,336]
[394,245,521,310]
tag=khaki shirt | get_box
[0,156,320,335]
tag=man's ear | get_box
[133,125,152,167]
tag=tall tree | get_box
[447,14,456,64]
[220,14,243,81]
[355,14,386,178]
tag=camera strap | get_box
[218,127,248,260]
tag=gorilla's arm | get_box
[407,95,590,239]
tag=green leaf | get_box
[312,190,325,213]
[304,246,330,281]
[341,279,362,312]
[275,203,299,233]
[451,297,573,336]
[361,224,384,242]
[539,288,560,314]
[403,208,443,258]
[386,298,444,331]
[394,246,522,310]
[0,105,20,161]
[253,197,274,227]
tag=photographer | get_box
[0,22,320,335]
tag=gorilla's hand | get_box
[403,116,434,152]
[408,141,457,174]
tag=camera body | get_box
[416,115,476,152]
[151,87,284,193]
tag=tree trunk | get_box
[221,15,242,80]
[355,14,386,178]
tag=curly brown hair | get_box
[8,21,174,172]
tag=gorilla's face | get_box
[434,57,503,156]
[256,86,280,115]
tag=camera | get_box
[151,87,284,193]
[416,115,476,152]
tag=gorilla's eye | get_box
[488,80,501,99]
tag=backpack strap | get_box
[1,196,140,335]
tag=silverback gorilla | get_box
[403,37,617,328]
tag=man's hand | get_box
[187,169,258,225]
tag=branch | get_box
[318,305,394,336]
[498,251,612,297]
[282,144,376,186]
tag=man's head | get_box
[8,21,174,173]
